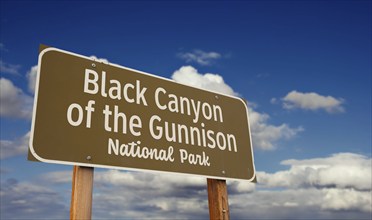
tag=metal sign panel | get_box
[29,46,256,181]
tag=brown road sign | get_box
[29,46,256,181]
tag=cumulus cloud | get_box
[0,60,21,75]
[230,188,371,219]
[228,180,256,194]
[233,152,371,217]
[178,50,221,66]
[248,108,303,150]
[91,169,368,218]
[95,170,206,189]
[26,65,38,94]
[281,90,345,113]
[4,152,371,219]
[258,153,372,191]
[172,66,237,96]
[0,132,30,159]
[43,169,206,190]
[42,169,255,195]
[321,188,371,212]
[0,178,69,219]
[0,78,33,119]
[172,66,303,150]
[46,152,372,218]
[94,171,252,219]
[93,172,208,219]
[42,170,209,219]
[40,171,72,184]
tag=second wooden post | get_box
[70,166,94,220]
[207,178,230,220]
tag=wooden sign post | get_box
[207,178,230,220]
[70,166,94,220]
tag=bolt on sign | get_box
[29,45,256,181]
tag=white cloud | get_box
[90,171,253,219]
[172,66,237,96]
[281,90,345,113]
[50,152,372,218]
[95,170,206,189]
[321,188,371,212]
[0,78,33,119]
[178,50,221,66]
[4,152,371,219]
[93,171,208,218]
[172,66,302,150]
[230,153,372,217]
[0,132,30,159]
[42,169,255,195]
[0,178,69,219]
[258,153,371,191]
[270,97,278,104]
[91,169,368,218]
[42,169,209,219]
[228,180,256,194]
[26,65,38,94]
[0,60,21,75]
[40,171,72,184]
[230,188,371,219]
[248,108,303,150]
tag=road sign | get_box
[29,46,256,181]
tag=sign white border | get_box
[29,46,256,182]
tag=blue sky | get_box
[1,0,371,219]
